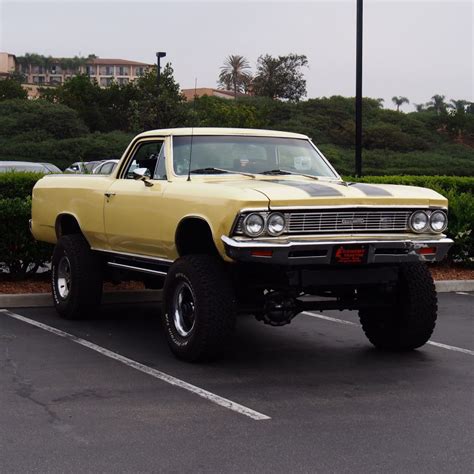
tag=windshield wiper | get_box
[190,167,256,178]
[260,169,319,180]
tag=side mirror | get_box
[132,168,153,187]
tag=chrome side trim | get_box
[92,248,173,264]
[107,261,167,276]
[268,204,448,211]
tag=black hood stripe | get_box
[350,183,392,196]
[268,180,343,197]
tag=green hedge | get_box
[0,172,472,277]
[346,175,474,194]
[0,197,52,277]
[0,171,45,199]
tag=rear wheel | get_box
[51,234,103,319]
[162,255,236,362]
[359,263,437,351]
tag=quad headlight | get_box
[241,212,287,237]
[267,213,286,236]
[409,211,429,233]
[409,210,448,234]
[429,210,448,233]
[243,213,265,237]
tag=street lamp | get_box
[156,51,167,96]
[355,0,363,177]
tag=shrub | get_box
[0,171,44,199]
[0,196,51,277]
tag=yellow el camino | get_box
[31,128,453,361]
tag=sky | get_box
[0,0,472,111]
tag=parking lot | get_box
[1,292,473,473]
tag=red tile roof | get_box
[87,58,152,66]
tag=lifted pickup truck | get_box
[31,128,453,361]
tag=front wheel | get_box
[51,234,103,319]
[162,255,236,362]
[359,263,437,351]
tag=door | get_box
[103,138,169,257]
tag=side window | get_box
[123,141,164,179]
[153,143,167,180]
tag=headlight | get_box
[430,210,447,233]
[243,213,265,237]
[409,211,429,233]
[267,213,286,236]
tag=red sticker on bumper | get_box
[332,245,368,264]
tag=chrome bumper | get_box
[221,235,453,265]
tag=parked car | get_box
[64,161,103,174]
[93,159,119,175]
[0,161,61,173]
[31,127,453,362]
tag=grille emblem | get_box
[340,217,365,225]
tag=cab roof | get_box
[136,127,309,139]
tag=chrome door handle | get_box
[104,192,116,198]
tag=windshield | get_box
[172,136,338,178]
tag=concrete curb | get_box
[435,280,474,293]
[0,290,162,308]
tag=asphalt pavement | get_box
[0,292,473,473]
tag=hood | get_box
[206,177,448,209]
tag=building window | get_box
[50,65,62,74]
[49,76,62,85]
[100,65,114,75]
[86,65,96,75]
[33,76,45,84]
[32,65,44,74]
[100,77,114,87]
[117,77,129,85]
[135,67,145,76]
[117,66,129,76]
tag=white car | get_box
[92,159,119,175]
[0,161,61,173]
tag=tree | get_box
[391,96,409,112]
[427,94,447,115]
[131,63,187,131]
[414,103,426,112]
[0,77,28,101]
[218,55,252,98]
[40,74,107,131]
[448,99,469,113]
[252,53,308,101]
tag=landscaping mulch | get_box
[0,265,472,295]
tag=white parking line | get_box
[0,309,270,421]
[301,311,474,356]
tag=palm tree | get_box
[414,103,426,112]
[448,99,469,113]
[391,96,409,112]
[218,55,252,98]
[427,94,447,115]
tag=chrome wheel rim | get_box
[172,281,196,337]
[57,256,72,299]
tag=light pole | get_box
[156,51,167,97]
[355,0,363,177]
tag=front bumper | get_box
[221,235,453,265]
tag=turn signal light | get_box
[417,247,436,255]
[251,250,273,257]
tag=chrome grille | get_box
[287,210,411,233]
